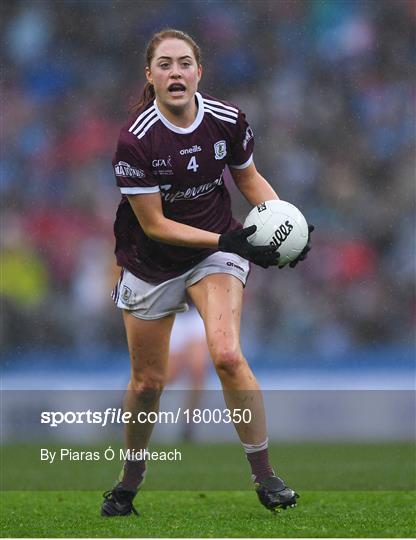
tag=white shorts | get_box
[112,252,249,320]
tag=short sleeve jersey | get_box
[112,91,254,284]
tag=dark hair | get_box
[131,29,201,113]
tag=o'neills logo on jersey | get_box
[160,174,224,203]
[114,161,145,178]
[179,145,202,156]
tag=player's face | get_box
[146,38,202,111]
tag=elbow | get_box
[146,229,163,242]
[141,219,166,242]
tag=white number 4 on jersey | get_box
[187,156,199,172]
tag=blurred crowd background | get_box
[1,0,415,367]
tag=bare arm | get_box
[127,177,280,267]
[230,162,279,206]
[127,192,220,249]
[128,162,276,248]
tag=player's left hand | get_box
[288,225,314,268]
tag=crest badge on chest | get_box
[214,140,227,160]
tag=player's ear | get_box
[197,64,202,82]
[145,66,153,85]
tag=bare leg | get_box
[101,311,176,514]
[122,311,175,452]
[187,274,267,444]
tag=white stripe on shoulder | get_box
[137,115,160,139]
[204,103,238,119]
[229,154,253,170]
[132,110,158,136]
[205,109,237,124]
[128,106,156,133]
[120,185,160,195]
[202,97,238,113]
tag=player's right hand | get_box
[218,225,280,268]
[288,224,314,268]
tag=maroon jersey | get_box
[112,91,254,283]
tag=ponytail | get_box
[131,82,155,114]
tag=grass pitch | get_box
[1,490,415,537]
[1,442,415,537]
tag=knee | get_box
[211,344,244,379]
[129,375,165,405]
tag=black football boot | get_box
[255,475,299,511]
[101,483,139,517]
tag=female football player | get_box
[101,28,312,517]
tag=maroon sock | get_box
[246,448,274,482]
[120,460,146,492]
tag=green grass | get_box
[1,443,415,537]
[1,490,415,537]
[2,442,415,490]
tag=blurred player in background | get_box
[167,305,209,441]
[101,28,312,518]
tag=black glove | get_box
[288,225,314,268]
[219,225,280,269]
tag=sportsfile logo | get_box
[114,161,145,178]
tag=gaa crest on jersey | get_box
[114,161,145,179]
[214,140,227,160]
[152,156,173,176]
